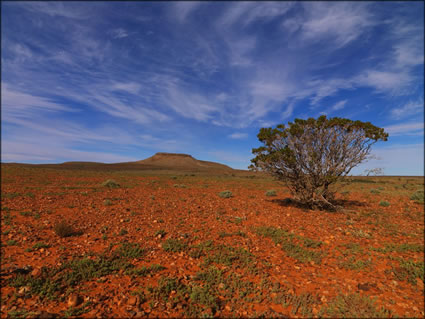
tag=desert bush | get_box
[250,115,388,210]
[54,221,78,238]
[379,201,390,207]
[101,179,120,188]
[218,190,233,198]
[410,190,424,204]
[265,189,277,197]
[103,199,112,206]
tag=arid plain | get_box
[1,154,424,318]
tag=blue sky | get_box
[1,2,424,175]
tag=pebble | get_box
[18,286,30,294]
[416,278,424,289]
[128,296,138,306]
[68,294,83,307]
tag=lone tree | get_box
[250,115,388,210]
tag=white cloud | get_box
[385,122,424,136]
[229,132,248,139]
[390,98,424,119]
[2,141,138,163]
[163,83,218,122]
[111,28,128,39]
[1,83,76,120]
[172,2,203,22]
[300,2,374,48]
[111,82,141,94]
[358,70,412,93]
[331,100,347,111]
[218,2,293,27]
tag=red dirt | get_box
[1,164,424,318]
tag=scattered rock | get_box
[128,296,138,306]
[68,294,83,307]
[218,283,225,290]
[18,286,30,295]
[38,311,57,319]
[416,278,424,289]
[358,283,371,291]
[31,268,42,277]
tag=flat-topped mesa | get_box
[134,152,233,171]
[154,153,193,158]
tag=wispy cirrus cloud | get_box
[2,2,423,172]
[385,122,424,136]
[110,28,129,39]
[390,98,424,119]
[228,133,248,139]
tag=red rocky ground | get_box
[1,165,424,318]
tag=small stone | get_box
[31,268,41,277]
[324,240,330,245]
[413,306,419,311]
[416,278,424,289]
[218,283,225,290]
[128,296,138,306]
[225,305,232,311]
[39,248,45,253]
[68,294,83,307]
[157,234,162,239]
[38,312,56,319]
[18,286,30,294]
[358,283,370,291]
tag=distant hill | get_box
[8,152,234,172]
[133,152,232,171]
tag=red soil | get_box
[1,165,423,318]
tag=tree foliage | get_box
[250,115,388,210]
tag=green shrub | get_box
[155,229,166,237]
[162,238,187,252]
[218,191,232,198]
[101,179,120,188]
[54,221,78,238]
[173,184,187,188]
[370,189,380,194]
[319,293,391,318]
[265,190,277,197]
[119,229,128,236]
[410,190,424,204]
[103,199,112,206]
[379,201,390,207]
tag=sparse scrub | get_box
[25,242,50,252]
[155,229,167,237]
[410,190,424,204]
[339,256,372,271]
[392,259,424,285]
[118,228,128,236]
[103,199,112,206]
[173,184,187,188]
[265,189,277,196]
[319,293,391,318]
[162,238,188,252]
[19,211,32,217]
[370,189,380,194]
[101,179,120,188]
[218,190,233,198]
[379,200,390,207]
[53,220,79,238]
